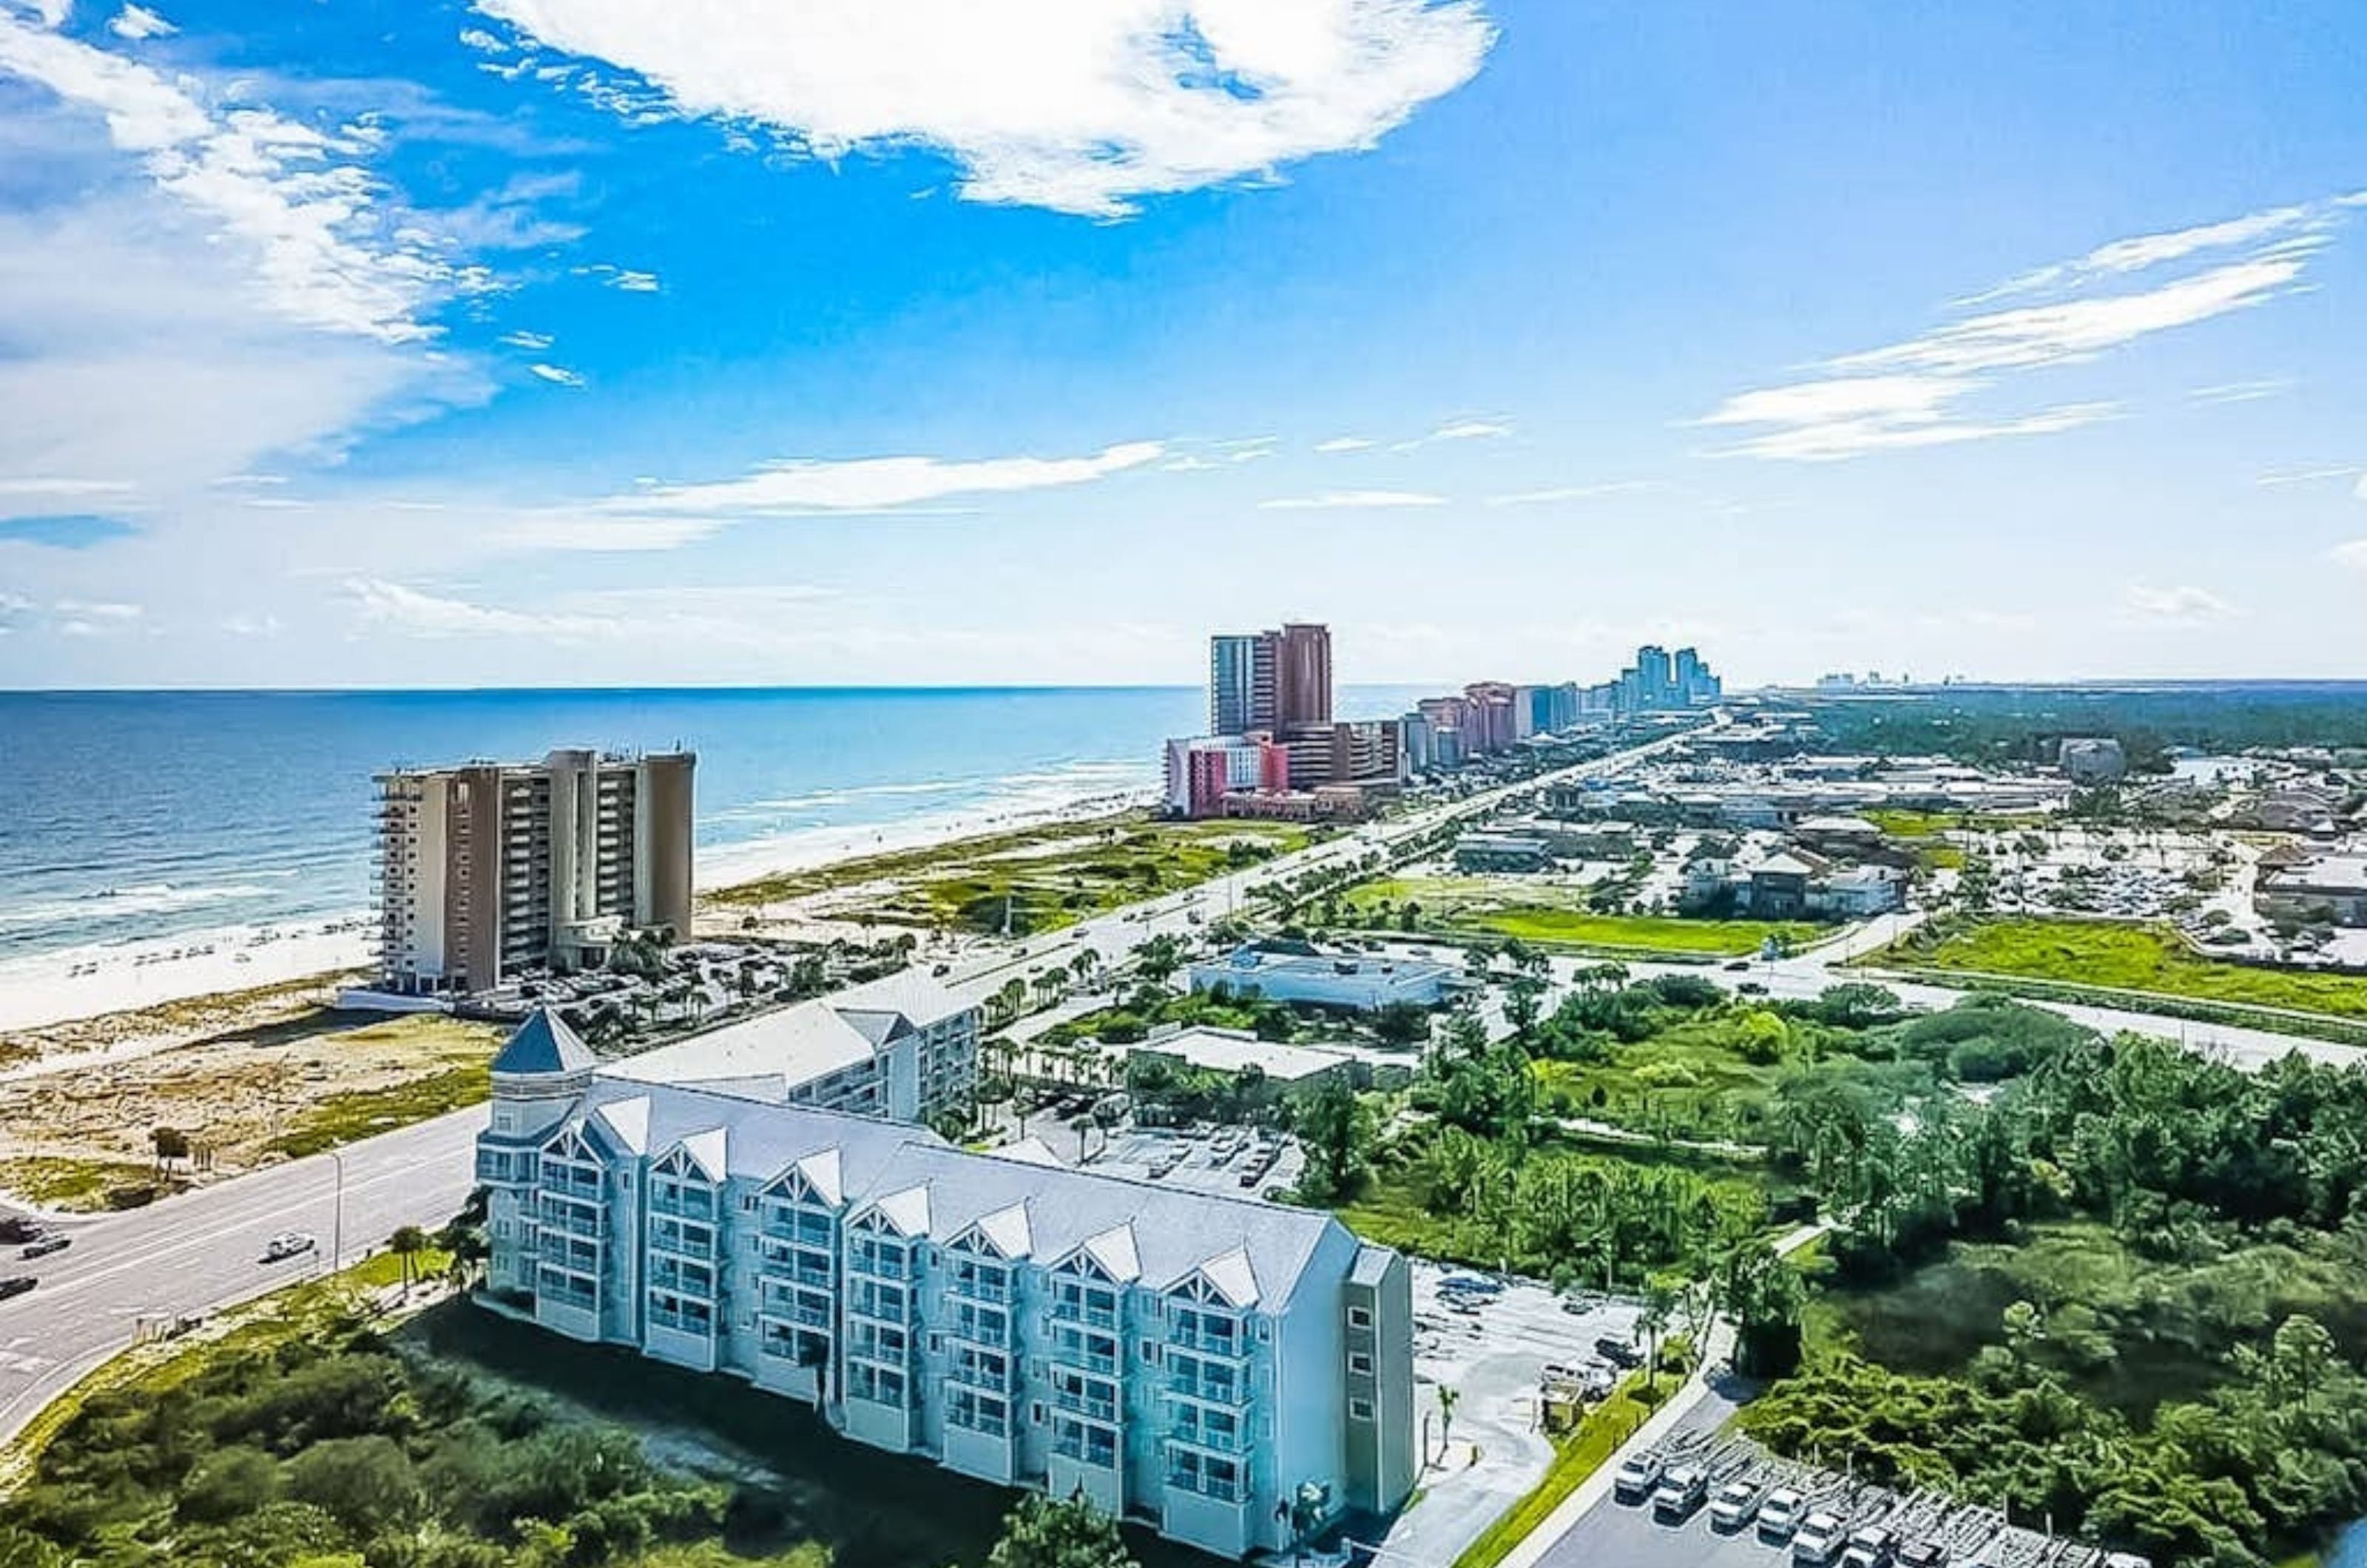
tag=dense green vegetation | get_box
[705,813,1305,936]
[1746,1027,2367,1566]
[1800,684,2367,768]
[1887,916,2367,1021]
[1338,876,1818,953]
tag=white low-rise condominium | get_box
[475,1001,1417,1559]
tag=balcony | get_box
[1051,1300,1119,1333]
[1165,1365,1246,1405]
[1053,1382,1120,1426]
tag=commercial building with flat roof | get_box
[476,1008,1416,1559]
[375,748,693,995]
[1188,944,1457,1011]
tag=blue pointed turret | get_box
[492,1007,595,1076]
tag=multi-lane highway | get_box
[0,1106,484,1445]
[0,723,1698,1449]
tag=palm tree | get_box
[389,1225,430,1297]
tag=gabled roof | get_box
[672,1126,728,1180]
[591,1095,650,1155]
[493,1008,595,1076]
[1072,1221,1141,1283]
[1192,1248,1261,1308]
[867,1183,932,1238]
[971,1201,1033,1260]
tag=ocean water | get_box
[0,684,1424,967]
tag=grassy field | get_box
[705,811,1306,936]
[1343,876,1818,954]
[1888,918,2367,1021]
[0,1155,156,1210]
[266,1057,494,1158]
[1863,808,2049,838]
[1451,1371,1662,1568]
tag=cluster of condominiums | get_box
[1163,623,1723,821]
[473,968,1417,1560]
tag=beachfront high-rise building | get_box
[476,1007,1417,1561]
[1276,622,1334,729]
[1209,633,1279,734]
[375,748,695,995]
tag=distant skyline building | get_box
[1276,622,1334,729]
[376,748,694,995]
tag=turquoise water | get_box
[0,684,1421,962]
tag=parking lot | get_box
[1536,1396,2131,1568]
[1087,1123,1306,1198]
[1366,1265,1644,1568]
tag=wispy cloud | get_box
[527,362,584,386]
[2257,464,2358,487]
[0,513,137,548]
[0,14,466,342]
[615,439,1165,516]
[499,328,554,350]
[0,476,135,499]
[2187,379,2290,405]
[1257,489,1445,510]
[1428,418,1510,442]
[2124,582,2236,621]
[2331,540,2367,575]
[470,0,1496,218]
[1704,194,2353,462]
[1487,481,1658,507]
[1314,436,1373,454]
[343,577,840,646]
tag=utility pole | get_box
[328,1149,347,1274]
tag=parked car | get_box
[1723,959,1752,971]
[21,1235,70,1260]
[1611,1452,1664,1504]
[0,1275,35,1300]
[1593,1335,1644,1368]
[261,1231,317,1263]
[1739,980,1769,995]
[0,1217,40,1244]
[1757,1489,1808,1543]
[1438,1272,1503,1297]
[1651,1465,1707,1521]
[1897,1541,1949,1568]
[1792,1512,1848,1566]
[1709,1479,1761,1532]
[1842,1525,1898,1568]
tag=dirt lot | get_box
[0,987,504,1210]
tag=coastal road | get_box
[0,1105,484,1448]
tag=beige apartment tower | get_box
[375,748,695,995]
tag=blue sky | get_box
[1,0,2363,689]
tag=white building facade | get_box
[475,1009,1416,1559]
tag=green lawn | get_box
[1343,876,1817,954]
[1893,918,2367,1021]
[1863,808,2049,838]
[0,1155,157,1211]
[1452,1372,1662,1568]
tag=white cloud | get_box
[610,268,658,292]
[1427,418,1509,441]
[2124,583,2235,621]
[342,577,841,646]
[1257,488,1444,510]
[53,596,143,619]
[618,439,1164,516]
[0,476,134,497]
[219,612,282,637]
[0,16,461,342]
[106,3,172,39]
[2255,464,2357,487]
[2187,379,2290,405]
[1313,436,1372,453]
[2329,540,2367,574]
[473,0,1496,217]
[527,362,584,385]
[499,328,553,349]
[1487,481,1657,506]
[1702,194,2354,462]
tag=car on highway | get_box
[1708,1479,1761,1531]
[1723,959,1752,971]
[261,1231,317,1263]
[1792,1511,1848,1565]
[1611,1452,1664,1504]
[1896,1541,1949,1568]
[1651,1465,1706,1521]
[0,1275,35,1300]
[1842,1526,1898,1568]
[1757,1487,1808,1542]
[0,1217,39,1244]
[21,1234,70,1260]
[1738,980,1769,995]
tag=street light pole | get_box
[328,1149,346,1274]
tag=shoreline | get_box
[0,783,1159,1038]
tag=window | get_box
[1348,1306,1372,1329]
[1348,1352,1373,1376]
[1350,1398,1374,1421]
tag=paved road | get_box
[0,1106,484,1446]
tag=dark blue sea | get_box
[0,685,1425,970]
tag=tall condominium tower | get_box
[1209,632,1279,734]
[1275,622,1333,729]
[375,748,695,995]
